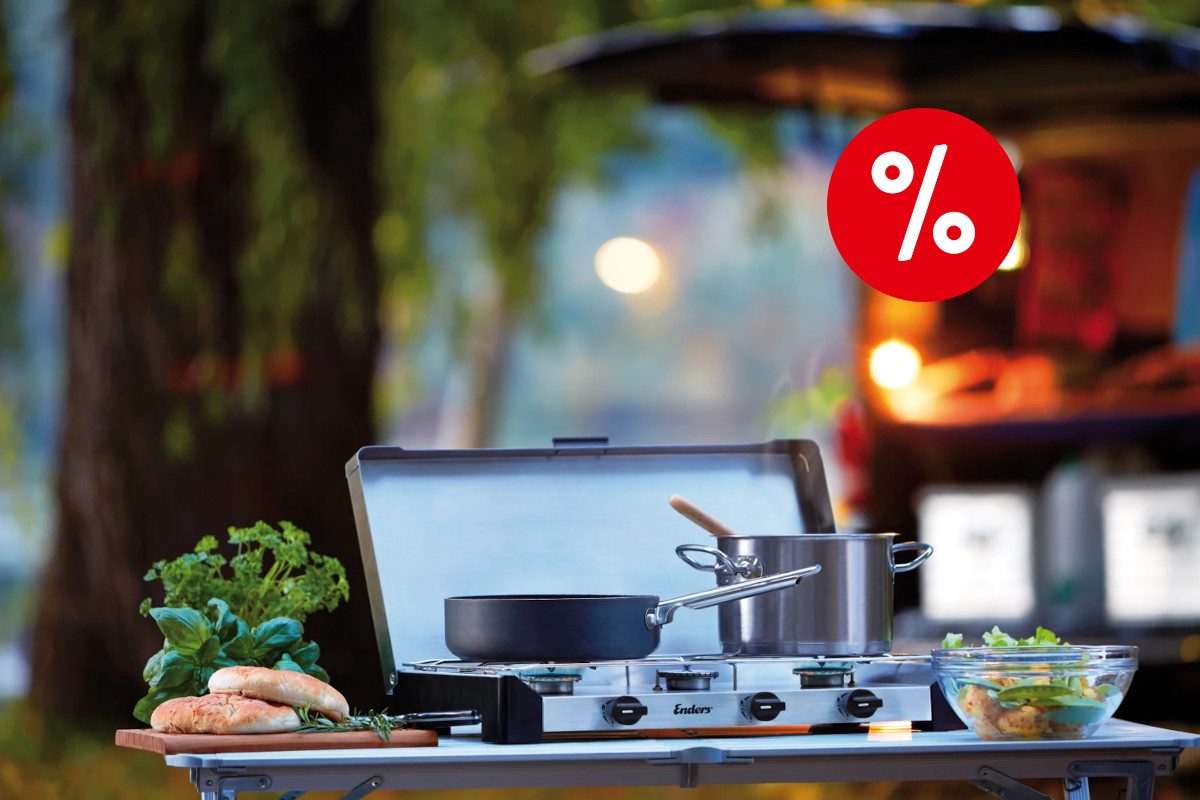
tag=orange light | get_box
[868,721,914,741]
[998,218,1028,272]
[1181,634,1200,663]
[870,340,922,389]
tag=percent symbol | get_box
[871,145,975,262]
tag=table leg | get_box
[1070,761,1158,800]
[973,766,1056,800]
[1064,776,1090,800]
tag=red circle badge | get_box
[827,109,1021,302]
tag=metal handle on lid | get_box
[675,544,762,579]
[552,436,609,448]
[645,563,821,629]
[892,541,934,573]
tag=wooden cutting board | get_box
[115,728,438,754]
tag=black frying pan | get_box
[444,561,821,662]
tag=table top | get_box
[165,719,1200,770]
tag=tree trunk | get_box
[30,0,384,726]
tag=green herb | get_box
[293,704,400,743]
[133,521,346,725]
[139,520,349,627]
[132,597,334,724]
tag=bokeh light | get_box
[870,339,922,389]
[998,219,1028,271]
[594,237,662,294]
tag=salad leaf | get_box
[941,632,963,649]
[945,625,1067,648]
[1030,626,1062,645]
[981,625,1019,647]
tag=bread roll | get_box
[209,666,349,722]
[150,693,301,734]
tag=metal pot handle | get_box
[646,563,821,629]
[675,544,763,579]
[893,542,934,573]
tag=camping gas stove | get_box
[392,653,936,743]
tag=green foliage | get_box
[132,597,330,724]
[134,521,343,722]
[140,520,349,627]
[942,626,1066,648]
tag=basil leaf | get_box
[223,619,255,661]
[196,666,216,689]
[132,686,189,725]
[288,640,320,670]
[150,607,211,657]
[274,654,305,673]
[207,598,239,642]
[213,655,238,669]
[142,649,166,685]
[156,650,196,689]
[195,635,221,665]
[306,664,331,683]
[253,617,303,655]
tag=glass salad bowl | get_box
[932,645,1138,740]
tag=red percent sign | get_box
[827,109,1021,302]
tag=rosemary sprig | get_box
[293,703,401,742]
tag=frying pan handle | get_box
[645,563,822,629]
[675,544,763,579]
[892,542,934,573]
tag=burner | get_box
[656,670,719,691]
[793,664,854,688]
[522,671,582,695]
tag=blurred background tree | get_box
[21,0,669,727]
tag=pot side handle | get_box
[676,544,763,579]
[893,541,934,572]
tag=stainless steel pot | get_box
[677,534,933,656]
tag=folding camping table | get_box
[161,719,1198,800]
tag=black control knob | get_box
[742,691,786,722]
[839,689,884,719]
[604,695,648,726]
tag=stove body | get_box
[395,654,936,743]
[346,439,942,743]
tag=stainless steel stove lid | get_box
[345,438,836,689]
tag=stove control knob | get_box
[604,695,648,726]
[839,689,884,719]
[742,691,786,722]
